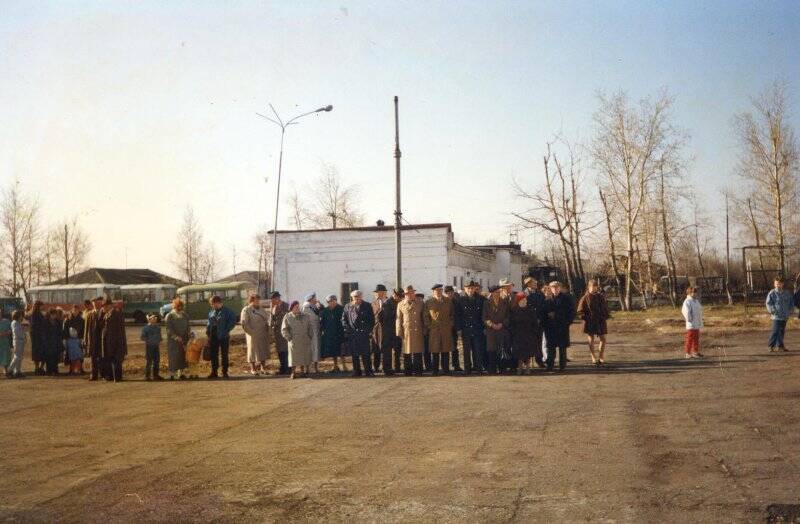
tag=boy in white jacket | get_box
[681,286,704,358]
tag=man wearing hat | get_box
[482,285,510,374]
[396,285,425,375]
[269,291,290,375]
[371,284,389,372]
[423,284,455,375]
[373,286,402,375]
[456,280,485,374]
[443,285,463,372]
[341,290,375,377]
[523,276,546,368]
[542,281,576,371]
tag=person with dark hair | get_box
[206,295,236,379]
[456,281,485,375]
[269,292,290,375]
[443,285,463,372]
[542,281,576,371]
[371,284,389,372]
[523,276,546,368]
[766,276,794,352]
[320,295,346,372]
[101,299,127,382]
[483,285,510,374]
[510,292,539,374]
[27,301,47,376]
[140,314,163,381]
[342,290,375,377]
[8,310,26,378]
[681,286,703,358]
[83,296,106,380]
[577,279,611,366]
[63,305,85,375]
[375,287,402,375]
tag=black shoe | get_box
[207,373,219,379]
[384,370,395,376]
[352,371,362,378]
[222,372,230,379]
[154,375,164,381]
[453,366,463,372]
[366,371,375,377]
[404,370,412,376]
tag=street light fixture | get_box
[256,103,333,293]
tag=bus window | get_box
[189,292,201,302]
[240,290,248,299]
[225,289,239,299]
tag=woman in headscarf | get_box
[281,301,315,379]
[27,301,47,375]
[165,298,190,380]
[510,292,539,375]
[319,294,346,372]
[300,292,322,374]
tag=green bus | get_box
[120,284,178,323]
[170,281,252,320]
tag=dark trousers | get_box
[107,357,123,381]
[533,331,544,366]
[145,345,160,377]
[380,342,401,373]
[278,351,289,375]
[462,332,485,373]
[769,319,788,348]
[451,349,461,370]
[486,351,498,374]
[209,337,230,374]
[352,353,373,375]
[403,353,424,375]
[432,352,450,374]
[546,345,568,370]
[45,354,59,375]
[90,353,103,379]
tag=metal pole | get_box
[725,194,733,305]
[271,128,285,293]
[394,96,402,290]
[742,247,748,316]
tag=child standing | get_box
[140,315,163,381]
[765,276,794,352]
[681,286,704,358]
[64,327,83,375]
[8,310,25,378]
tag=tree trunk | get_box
[599,188,627,311]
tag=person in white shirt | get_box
[681,286,704,358]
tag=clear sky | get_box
[1,0,798,278]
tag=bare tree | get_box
[173,206,216,283]
[49,217,91,283]
[734,80,798,274]
[0,180,40,299]
[305,164,364,229]
[287,185,308,230]
[658,164,681,306]
[251,228,273,292]
[591,89,686,310]
[598,188,625,309]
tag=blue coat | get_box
[207,306,237,340]
[342,301,375,356]
[766,289,794,321]
[542,293,576,349]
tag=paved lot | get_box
[0,320,798,523]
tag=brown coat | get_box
[396,298,425,354]
[101,308,127,359]
[482,296,511,353]
[423,296,454,353]
[577,291,610,335]
[83,308,105,357]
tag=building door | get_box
[340,282,359,303]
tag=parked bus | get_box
[166,281,252,320]
[28,284,122,312]
[120,284,177,323]
[0,296,24,316]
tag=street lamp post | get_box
[256,103,333,293]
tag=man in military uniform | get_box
[456,281,485,374]
[374,286,402,375]
[371,284,389,372]
[396,285,425,376]
[443,285,463,372]
[423,284,454,375]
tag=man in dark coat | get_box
[83,296,106,380]
[523,276,546,368]
[370,284,389,372]
[342,290,375,377]
[374,287,402,375]
[269,292,290,375]
[101,299,127,382]
[456,281,485,374]
[542,281,576,371]
[444,285,463,372]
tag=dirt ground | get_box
[0,316,798,523]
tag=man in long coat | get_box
[482,285,510,374]
[269,292,290,375]
[242,294,272,375]
[523,276,546,368]
[101,299,127,382]
[396,285,425,376]
[443,285,463,372]
[373,286,402,375]
[542,281,576,371]
[370,284,389,372]
[342,290,375,377]
[83,296,106,381]
[424,284,455,375]
[456,281,485,374]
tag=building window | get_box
[453,276,457,286]
[460,276,464,289]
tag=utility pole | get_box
[394,96,402,290]
[725,193,733,305]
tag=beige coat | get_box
[241,305,272,362]
[396,298,425,354]
[281,312,316,367]
[423,296,454,353]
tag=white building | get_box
[271,223,527,302]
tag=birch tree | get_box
[49,217,91,283]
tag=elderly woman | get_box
[301,292,322,374]
[27,301,47,376]
[320,294,346,372]
[241,294,271,375]
[482,285,510,374]
[510,292,539,374]
[281,301,315,379]
[165,298,191,380]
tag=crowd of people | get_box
[0,274,795,381]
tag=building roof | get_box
[468,243,524,252]
[269,223,452,234]
[49,268,186,286]
[218,271,262,286]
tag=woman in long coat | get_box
[28,302,47,375]
[396,286,425,376]
[281,301,315,378]
[320,295,345,372]
[101,302,128,382]
[241,295,271,375]
[510,293,539,374]
[300,294,321,373]
[44,308,64,376]
[165,298,190,380]
[577,279,611,366]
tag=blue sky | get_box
[0,0,798,276]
